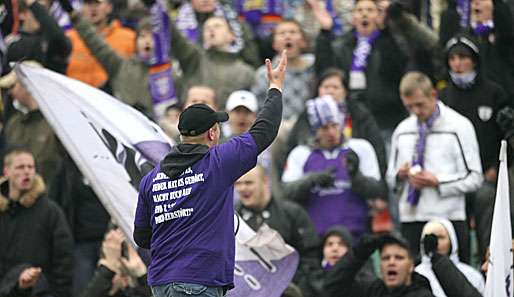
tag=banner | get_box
[17,64,298,297]
[484,140,513,297]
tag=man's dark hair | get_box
[316,68,349,96]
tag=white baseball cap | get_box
[225,90,258,113]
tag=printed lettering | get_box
[154,208,194,225]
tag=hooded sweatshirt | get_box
[133,88,282,288]
[415,219,484,297]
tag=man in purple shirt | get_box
[133,51,287,297]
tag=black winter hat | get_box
[445,34,480,66]
[322,225,353,248]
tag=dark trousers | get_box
[402,220,470,264]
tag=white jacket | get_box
[415,218,485,296]
[386,102,483,222]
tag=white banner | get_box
[484,140,513,297]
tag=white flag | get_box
[484,140,514,297]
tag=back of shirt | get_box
[134,132,258,287]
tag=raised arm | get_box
[248,50,287,154]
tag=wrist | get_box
[98,258,120,273]
[129,265,147,278]
[268,84,282,93]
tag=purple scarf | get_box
[147,0,177,118]
[234,0,283,38]
[472,20,494,37]
[176,2,244,53]
[49,0,81,31]
[351,31,379,72]
[326,0,343,36]
[407,103,440,205]
[456,0,471,28]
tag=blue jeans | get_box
[151,282,225,297]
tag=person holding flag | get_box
[133,51,287,297]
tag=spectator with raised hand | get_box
[174,0,260,67]
[324,233,434,297]
[251,19,314,125]
[66,0,136,90]
[170,13,256,109]
[301,225,376,297]
[311,0,408,150]
[3,0,71,74]
[80,228,151,297]
[65,11,170,118]
[0,148,73,297]
[376,0,442,80]
[416,219,484,297]
[133,51,287,297]
[282,95,385,240]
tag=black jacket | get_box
[324,251,434,297]
[315,28,408,130]
[430,254,482,297]
[236,197,320,296]
[49,155,110,243]
[0,176,73,297]
[5,2,71,74]
[439,76,511,171]
[440,0,514,98]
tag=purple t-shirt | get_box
[134,132,258,287]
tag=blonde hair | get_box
[399,71,433,98]
[4,148,33,167]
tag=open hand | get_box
[18,267,41,289]
[120,244,147,278]
[266,49,288,92]
[306,0,334,30]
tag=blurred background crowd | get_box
[1,0,514,296]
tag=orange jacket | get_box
[66,20,136,87]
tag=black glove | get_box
[57,0,74,13]
[344,150,359,178]
[308,167,336,188]
[422,233,438,256]
[387,1,404,21]
[497,107,514,140]
[354,234,383,260]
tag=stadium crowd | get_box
[1,0,514,296]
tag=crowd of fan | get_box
[1,0,514,296]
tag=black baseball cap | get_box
[178,104,228,136]
[379,233,411,254]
